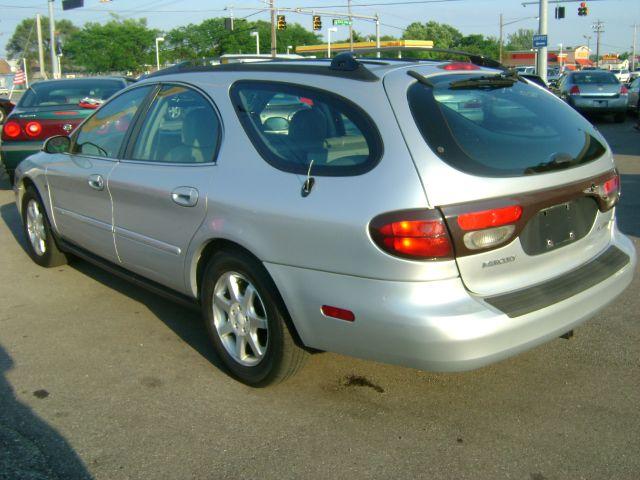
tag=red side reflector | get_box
[440,62,480,71]
[321,305,355,322]
[3,121,21,138]
[25,121,42,137]
[457,205,522,231]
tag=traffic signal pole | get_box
[536,0,548,83]
[36,14,47,79]
[48,0,59,79]
[270,0,276,58]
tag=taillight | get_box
[25,121,42,137]
[3,121,21,139]
[440,62,480,71]
[620,85,629,96]
[601,173,620,210]
[457,205,522,251]
[369,210,453,260]
[569,85,581,95]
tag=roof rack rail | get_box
[332,47,505,70]
[142,56,380,82]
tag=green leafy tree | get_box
[64,17,158,73]
[506,28,535,51]
[6,17,78,73]
[458,34,500,59]
[403,21,463,49]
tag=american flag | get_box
[13,67,26,85]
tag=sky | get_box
[1,0,638,57]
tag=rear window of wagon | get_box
[407,73,607,177]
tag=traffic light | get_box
[578,2,589,16]
[555,6,565,19]
[312,15,322,31]
[277,15,287,30]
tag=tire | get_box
[614,112,626,123]
[21,187,68,267]
[201,250,308,386]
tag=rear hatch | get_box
[383,65,619,296]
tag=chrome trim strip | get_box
[54,207,112,232]
[114,227,182,256]
[0,143,43,151]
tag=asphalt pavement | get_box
[0,116,639,480]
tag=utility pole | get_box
[592,20,604,68]
[270,0,276,58]
[48,0,59,79]
[375,13,380,58]
[583,34,591,57]
[499,14,503,64]
[348,0,353,51]
[36,14,47,79]
[632,24,637,72]
[536,0,548,82]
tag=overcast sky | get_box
[1,0,638,57]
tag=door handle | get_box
[88,174,104,191]
[171,187,199,207]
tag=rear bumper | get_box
[266,226,635,372]
[1,141,43,171]
[570,96,627,113]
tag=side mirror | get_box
[43,135,71,154]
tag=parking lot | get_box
[0,116,639,480]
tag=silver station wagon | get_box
[13,50,636,386]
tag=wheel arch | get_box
[192,238,307,349]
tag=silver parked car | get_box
[13,53,636,386]
[627,77,640,112]
[558,70,629,122]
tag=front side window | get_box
[408,73,606,177]
[230,81,383,176]
[73,85,153,158]
[128,85,220,163]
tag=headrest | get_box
[182,108,217,148]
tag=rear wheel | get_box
[201,250,308,386]
[21,187,67,267]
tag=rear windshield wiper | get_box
[449,71,519,90]
[524,153,575,174]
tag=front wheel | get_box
[21,187,68,267]
[201,250,308,386]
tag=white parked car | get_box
[610,69,630,83]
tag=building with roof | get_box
[503,45,592,70]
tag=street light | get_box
[155,36,165,71]
[327,27,338,58]
[499,14,539,64]
[250,31,260,55]
[557,42,563,70]
[286,45,293,54]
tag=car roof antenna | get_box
[301,160,315,197]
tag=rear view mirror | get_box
[43,135,71,154]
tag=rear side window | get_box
[230,81,383,176]
[19,79,125,108]
[572,72,618,84]
[407,73,606,177]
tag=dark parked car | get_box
[1,77,133,183]
[0,97,15,124]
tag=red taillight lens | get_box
[620,85,629,95]
[3,121,21,138]
[603,175,620,196]
[370,210,453,260]
[569,85,581,95]
[440,62,480,71]
[321,305,355,322]
[25,121,42,137]
[457,205,522,231]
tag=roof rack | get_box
[332,47,505,70]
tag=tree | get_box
[403,21,463,49]
[458,34,500,59]
[6,17,78,73]
[506,28,535,51]
[64,17,158,73]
